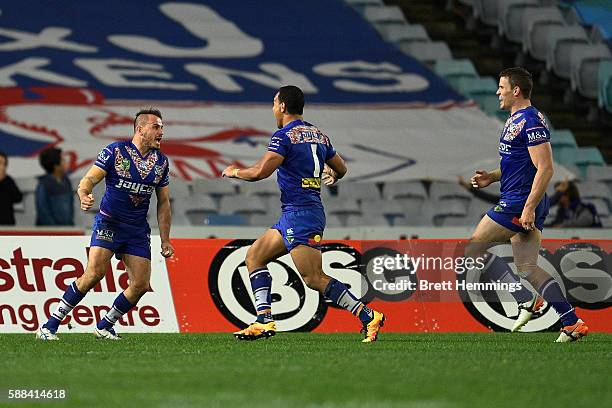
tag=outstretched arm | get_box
[222,152,284,181]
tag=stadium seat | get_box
[325,214,345,227]
[336,181,381,201]
[590,21,612,44]
[218,195,266,216]
[429,181,472,202]
[248,213,278,227]
[440,215,471,226]
[467,197,492,221]
[361,199,405,225]
[362,5,408,37]
[455,76,498,114]
[399,41,453,64]
[193,179,236,196]
[498,0,541,43]
[570,43,612,99]
[383,180,427,200]
[598,60,612,113]
[346,214,390,226]
[345,0,384,14]
[571,147,606,178]
[170,179,191,198]
[172,193,218,225]
[432,199,468,226]
[473,0,500,27]
[551,129,578,148]
[240,179,278,196]
[586,164,612,182]
[382,24,430,44]
[546,25,590,80]
[434,59,479,90]
[576,181,612,204]
[522,7,565,61]
[203,214,247,226]
[325,197,361,215]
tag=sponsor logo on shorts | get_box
[301,177,321,189]
[286,228,294,244]
[308,233,322,247]
[96,229,114,242]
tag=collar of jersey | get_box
[128,141,153,159]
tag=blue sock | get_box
[44,282,85,333]
[97,292,135,330]
[323,278,368,321]
[538,278,578,326]
[481,254,533,303]
[250,268,273,323]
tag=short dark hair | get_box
[133,107,162,131]
[39,147,62,174]
[0,150,7,164]
[277,85,304,115]
[499,67,533,99]
[566,182,580,202]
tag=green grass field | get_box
[1,333,611,408]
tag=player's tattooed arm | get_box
[156,186,174,258]
[222,151,284,181]
[77,166,107,211]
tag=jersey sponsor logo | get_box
[527,129,548,143]
[95,228,114,242]
[301,177,321,189]
[498,142,511,154]
[115,179,155,195]
[97,149,111,164]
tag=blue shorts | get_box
[90,214,151,259]
[486,195,549,234]
[272,208,325,251]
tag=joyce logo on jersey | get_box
[527,129,548,143]
[115,179,155,195]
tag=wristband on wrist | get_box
[232,168,240,177]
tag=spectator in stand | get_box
[547,179,601,228]
[35,147,74,226]
[0,151,23,225]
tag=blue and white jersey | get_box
[498,106,550,206]
[267,120,337,212]
[94,141,169,225]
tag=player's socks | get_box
[96,292,135,331]
[255,311,273,324]
[43,282,85,333]
[537,278,578,326]
[323,278,364,317]
[358,305,374,324]
[480,254,533,303]
[250,268,273,322]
